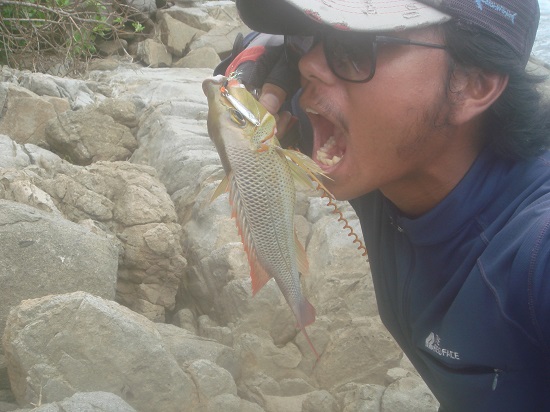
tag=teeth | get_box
[306,107,319,115]
[316,136,343,166]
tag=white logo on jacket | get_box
[425,332,461,360]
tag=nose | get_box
[298,42,336,85]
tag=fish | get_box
[202,74,331,360]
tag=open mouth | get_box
[306,108,346,170]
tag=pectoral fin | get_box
[276,147,334,197]
[210,175,230,202]
[295,232,309,275]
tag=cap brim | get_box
[237,0,451,34]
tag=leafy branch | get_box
[0,0,147,74]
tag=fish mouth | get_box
[305,107,346,171]
[202,75,226,98]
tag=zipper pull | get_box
[492,369,501,391]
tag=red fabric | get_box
[225,46,266,76]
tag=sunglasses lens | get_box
[325,35,375,82]
[285,34,375,82]
[285,35,316,65]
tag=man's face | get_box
[298,27,458,206]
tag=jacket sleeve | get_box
[530,213,550,359]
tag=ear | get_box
[448,68,509,125]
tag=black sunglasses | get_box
[285,32,447,83]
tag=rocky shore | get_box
[1,1,548,411]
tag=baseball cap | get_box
[236,0,540,65]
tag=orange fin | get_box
[226,172,272,295]
[249,257,271,295]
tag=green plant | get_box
[0,0,146,73]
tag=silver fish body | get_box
[203,76,317,355]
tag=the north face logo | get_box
[425,332,461,360]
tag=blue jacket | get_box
[350,149,550,411]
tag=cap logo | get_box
[475,0,517,24]
[403,11,421,19]
[362,5,377,15]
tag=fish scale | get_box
[203,75,326,360]
[227,143,301,303]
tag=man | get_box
[221,0,550,410]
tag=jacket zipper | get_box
[492,368,502,390]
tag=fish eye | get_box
[229,108,247,127]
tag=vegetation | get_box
[0,0,146,74]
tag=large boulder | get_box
[0,83,69,148]
[0,200,118,395]
[0,200,118,329]
[0,144,187,322]
[2,292,198,412]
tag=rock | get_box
[189,23,250,59]
[96,98,141,129]
[262,393,309,412]
[380,376,439,412]
[336,383,386,412]
[15,392,137,412]
[206,393,265,412]
[125,0,156,15]
[17,73,102,110]
[187,358,237,399]
[155,323,240,380]
[313,316,402,389]
[136,39,173,68]
[0,151,186,322]
[172,308,198,333]
[45,107,137,165]
[0,83,64,148]
[198,315,234,347]
[158,13,206,58]
[173,46,221,69]
[96,38,129,57]
[2,292,198,411]
[0,200,118,361]
[235,333,304,381]
[302,390,339,412]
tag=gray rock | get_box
[124,0,156,15]
[336,383,385,412]
[207,393,265,412]
[380,376,439,412]
[187,358,237,399]
[0,155,186,322]
[0,199,118,335]
[0,83,64,148]
[136,39,173,68]
[302,390,339,412]
[157,6,219,32]
[313,317,402,389]
[2,292,198,411]
[158,13,206,58]
[45,107,137,165]
[14,392,137,412]
[173,46,221,69]
[155,323,240,380]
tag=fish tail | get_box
[301,325,320,362]
[296,298,320,360]
[297,297,316,327]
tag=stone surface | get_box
[2,292,197,411]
